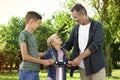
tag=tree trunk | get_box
[105,43,112,77]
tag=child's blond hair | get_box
[47,34,57,49]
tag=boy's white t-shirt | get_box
[78,23,91,68]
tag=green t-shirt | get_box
[18,30,40,71]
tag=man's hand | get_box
[67,61,73,67]
[72,49,91,66]
[72,55,81,66]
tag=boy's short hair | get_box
[25,11,42,23]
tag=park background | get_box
[0,0,120,80]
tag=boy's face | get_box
[29,19,42,31]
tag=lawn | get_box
[0,69,120,80]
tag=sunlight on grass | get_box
[0,69,120,80]
[40,71,80,80]
[0,72,18,80]
[106,69,120,80]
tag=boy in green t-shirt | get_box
[18,11,53,80]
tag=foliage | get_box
[51,0,80,43]
[53,11,75,42]
[90,0,120,76]
[0,17,25,71]
[34,19,56,51]
[111,42,120,68]
[61,0,76,11]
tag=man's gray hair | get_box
[71,3,87,15]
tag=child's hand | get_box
[48,59,55,64]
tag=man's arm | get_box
[62,25,77,51]
[88,22,104,54]
[72,48,91,66]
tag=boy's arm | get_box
[38,52,46,57]
[20,42,52,66]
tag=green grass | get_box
[0,69,120,80]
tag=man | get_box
[63,3,106,80]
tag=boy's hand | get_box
[41,59,53,66]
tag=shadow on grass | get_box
[111,76,120,79]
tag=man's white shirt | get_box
[78,23,91,68]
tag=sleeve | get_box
[62,26,76,51]
[88,22,104,53]
[45,49,51,59]
[18,32,27,47]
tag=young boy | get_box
[45,34,71,80]
[18,11,53,80]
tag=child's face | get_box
[51,34,62,46]
[29,19,42,31]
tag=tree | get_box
[0,17,25,72]
[90,0,120,76]
[53,11,75,42]
[52,0,76,42]
[111,42,120,68]
[34,19,56,52]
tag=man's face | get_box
[71,10,85,25]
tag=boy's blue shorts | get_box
[19,70,40,80]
